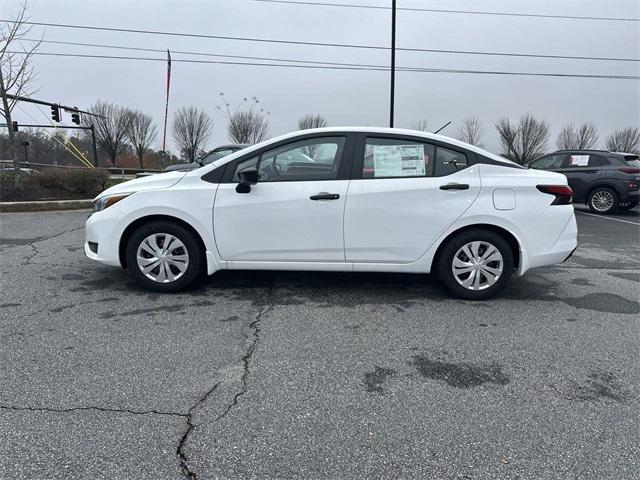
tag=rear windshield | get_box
[608,156,640,168]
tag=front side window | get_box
[362,138,435,178]
[530,154,566,170]
[257,137,345,182]
[232,156,259,181]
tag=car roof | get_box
[286,127,518,165]
[554,149,626,156]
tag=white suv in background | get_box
[85,127,577,299]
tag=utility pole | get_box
[21,141,29,165]
[389,0,397,128]
[90,124,99,166]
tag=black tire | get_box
[620,201,638,211]
[437,229,514,300]
[587,187,619,214]
[125,220,203,292]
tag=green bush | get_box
[35,168,109,195]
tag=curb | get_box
[0,199,92,213]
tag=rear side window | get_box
[362,138,435,178]
[434,147,468,176]
[529,154,566,169]
[566,154,602,168]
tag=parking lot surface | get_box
[1,206,638,479]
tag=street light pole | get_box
[389,0,396,128]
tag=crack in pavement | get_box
[177,277,275,480]
[0,404,186,417]
[177,382,222,480]
[216,279,274,421]
[20,226,85,266]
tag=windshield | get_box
[200,148,237,164]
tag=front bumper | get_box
[84,208,124,267]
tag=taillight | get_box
[537,185,573,205]
[619,167,640,174]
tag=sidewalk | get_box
[0,199,92,213]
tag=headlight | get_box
[92,193,132,213]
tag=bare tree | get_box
[556,122,598,150]
[173,106,213,162]
[457,116,484,147]
[126,110,157,169]
[83,101,133,166]
[605,127,640,153]
[411,119,429,132]
[298,113,327,130]
[0,2,42,180]
[496,114,550,164]
[297,113,327,157]
[217,94,270,144]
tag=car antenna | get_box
[433,121,452,134]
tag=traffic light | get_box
[12,121,18,132]
[71,112,80,125]
[51,105,60,122]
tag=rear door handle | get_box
[439,183,469,190]
[310,192,340,200]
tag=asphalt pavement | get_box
[0,206,638,479]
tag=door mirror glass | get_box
[236,166,260,193]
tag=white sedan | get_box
[85,127,577,299]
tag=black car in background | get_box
[164,144,249,172]
[527,150,640,214]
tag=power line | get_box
[8,20,638,61]
[251,0,640,22]
[27,38,640,63]
[0,19,389,51]
[14,51,640,80]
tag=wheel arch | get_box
[586,183,623,203]
[119,214,207,269]
[432,223,521,273]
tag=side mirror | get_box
[236,166,259,193]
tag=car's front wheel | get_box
[125,221,203,292]
[437,229,514,300]
[587,187,618,214]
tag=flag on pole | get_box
[161,49,171,166]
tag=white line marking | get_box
[575,210,640,226]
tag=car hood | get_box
[94,170,187,200]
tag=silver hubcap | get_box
[452,241,504,291]
[136,233,189,283]
[591,191,614,212]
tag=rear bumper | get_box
[520,211,578,274]
[622,189,639,203]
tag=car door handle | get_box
[310,192,340,200]
[439,183,469,190]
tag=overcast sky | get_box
[4,0,639,156]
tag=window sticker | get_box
[569,155,589,167]
[372,144,425,177]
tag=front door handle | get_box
[310,192,340,200]
[439,183,469,190]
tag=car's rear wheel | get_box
[587,187,618,214]
[125,221,203,292]
[437,229,514,300]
